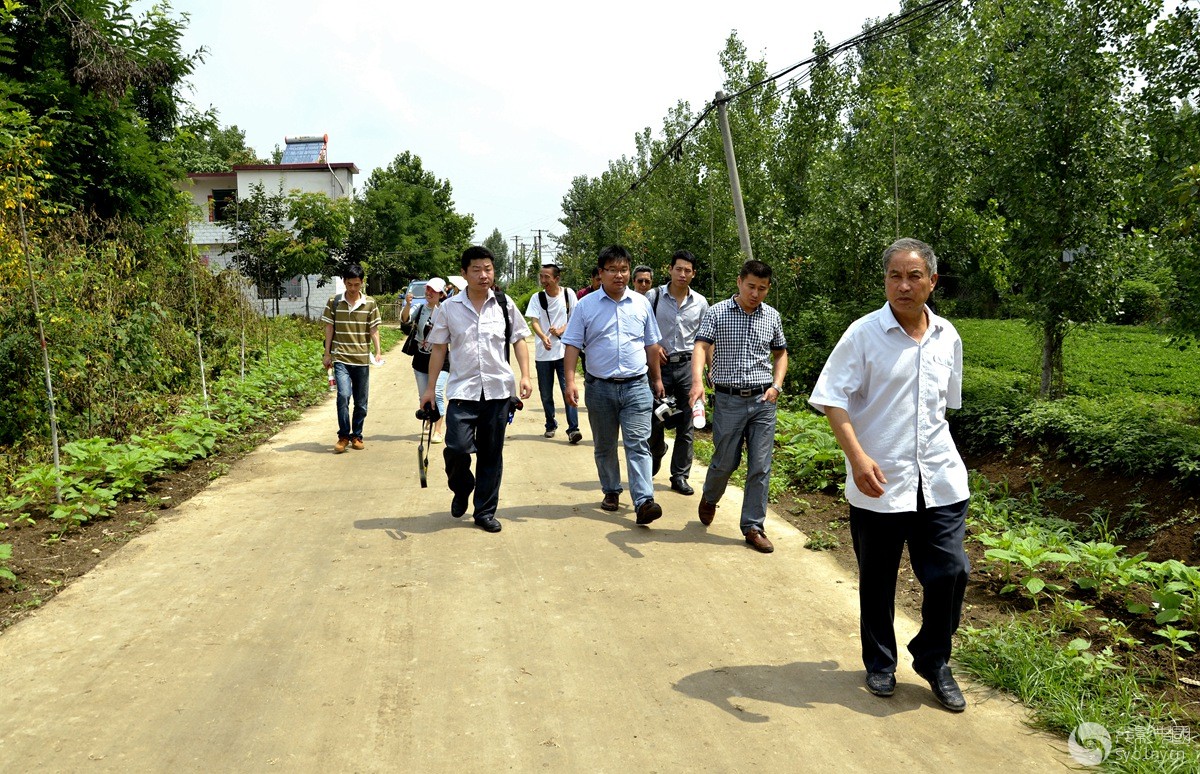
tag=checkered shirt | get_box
[695,296,787,386]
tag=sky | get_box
[159,0,902,251]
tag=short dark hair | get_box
[590,266,601,278]
[738,259,772,281]
[460,245,495,271]
[670,250,697,270]
[597,245,632,271]
[540,263,561,278]
[633,265,653,278]
[341,263,365,280]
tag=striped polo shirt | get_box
[321,293,381,366]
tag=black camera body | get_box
[415,401,441,422]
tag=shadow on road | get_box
[606,522,746,558]
[673,660,924,722]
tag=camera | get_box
[653,396,681,423]
[415,401,441,422]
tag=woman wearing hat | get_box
[408,277,449,442]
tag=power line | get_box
[578,0,958,233]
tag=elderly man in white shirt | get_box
[424,246,532,533]
[809,237,970,713]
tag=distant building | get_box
[176,134,359,319]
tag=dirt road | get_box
[0,352,1067,772]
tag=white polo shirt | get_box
[808,303,969,512]
[427,289,531,402]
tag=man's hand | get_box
[565,379,580,407]
[658,348,669,364]
[323,353,332,369]
[651,377,665,400]
[419,388,435,411]
[688,383,704,409]
[550,324,565,337]
[541,334,552,350]
[849,453,887,498]
[519,377,533,400]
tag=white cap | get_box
[448,275,468,291]
[425,277,447,293]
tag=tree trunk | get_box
[1040,318,1065,398]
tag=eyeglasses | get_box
[603,266,630,275]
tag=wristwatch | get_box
[771,383,783,394]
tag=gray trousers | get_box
[701,391,777,534]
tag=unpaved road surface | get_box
[0,352,1067,772]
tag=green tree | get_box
[346,151,474,291]
[171,107,263,172]
[0,0,200,220]
[481,227,509,279]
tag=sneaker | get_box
[334,437,350,454]
[431,433,443,444]
[350,438,365,450]
[544,429,556,438]
[567,429,583,445]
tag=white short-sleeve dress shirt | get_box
[427,289,531,402]
[808,303,969,512]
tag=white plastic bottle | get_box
[691,399,706,429]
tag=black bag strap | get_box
[494,289,512,363]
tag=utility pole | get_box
[512,235,521,284]
[533,229,544,268]
[716,90,753,262]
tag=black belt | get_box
[713,383,771,397]
[588,373,646,384]
[666,352,692,363]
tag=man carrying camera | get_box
[647,250,709,495]
[422,246,532,533]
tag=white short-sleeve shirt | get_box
[808,303,968,512]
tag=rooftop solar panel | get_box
[281,140,326,164]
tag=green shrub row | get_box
[0,338,328,536]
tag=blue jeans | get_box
[414,368,448,417]
[535,358,579,433]
[584,375,654,507]
[701,391,777,534]
[849,494,970,674]
[334,362,370,440]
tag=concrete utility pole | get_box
[512,235,521,284]
[533,230,544,267]
[715,90,753,262]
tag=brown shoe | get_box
[350,438,365,450]
[744,528,774,553]
[698,499,717,526]
[601,492,619,511]
[334,437,350,454]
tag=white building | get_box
[177,135,359,319]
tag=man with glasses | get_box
[563,246,665,525]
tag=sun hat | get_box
[448,275,468,291]
[425,277,447,294]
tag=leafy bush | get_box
[1114,279,1166,325]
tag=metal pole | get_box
[716,90,753,261]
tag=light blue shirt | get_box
[562,287,661,379]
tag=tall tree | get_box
[171,107,264,172]
[0,0,200,220]
[481,228,509,279]
[346,151,474,291]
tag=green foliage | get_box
[346,151,475,291]
[170,107,263,172]
[0,0,200,221]
[0,542,13,584]
[772,409,845,492]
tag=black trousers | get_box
[443,398,510,521]
[849,491,970,674]
[649,358,695,479]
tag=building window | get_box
[209,189,236,222]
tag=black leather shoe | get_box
[635,499,662,525]
[475,516,502,533]
[865,672,896,697]
[916,665,966,712]
[567,429,583,445]
[601,492,619,511]
[670,477,694,496]
[451,491,469,518]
